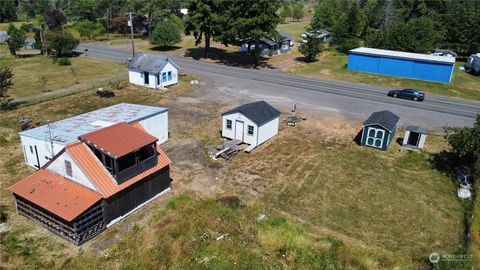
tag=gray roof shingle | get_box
[363,110,399,132]
[405,126,427,134]
[222,101,280,126]
[128,53,178,73]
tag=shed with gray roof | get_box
[403,126,427,149]
[221,101,280,151]
[128,53,179,89]
[361,110,400,151]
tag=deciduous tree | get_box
[0,0,17,23]
[292,4,304,22]
[46,30,79,56]
[279,5,292,23]
[44,9,67,30]
[76,20,106,40]
[149,19,181,49]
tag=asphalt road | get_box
[77,43,480,129]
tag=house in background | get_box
[360,110,400,151]
[128,53,180,89]
[348,47,456,83]
[403,126,427,150]
[221,101,280,152]
[301,29,332,44]
[19,103,169,169]
[9,122,172,245]
[239,31,292,56]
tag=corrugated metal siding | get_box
[9,170,102,222]
[80,122,158,158]
[66,142,171,198]
[348,53,454,83]
[139,112,169,144]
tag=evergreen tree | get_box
[184,0,223,58]
[6,24,26,56]
[150,19,181,49]
[0,66,14,98]
[298,35,324,62]
[220,0,281,66]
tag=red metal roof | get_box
[66,142,171,198]
[9,170,102,222]
[79,122,158,158]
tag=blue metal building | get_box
[347,47,455,83]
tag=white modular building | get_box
[19,103,168,169]
[221,101,280,152]
[128,53,180,89]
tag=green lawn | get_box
[277,19,311,41]
[0,44,126,99]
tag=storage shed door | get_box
[366,127,384,149]
[235,121,244,141]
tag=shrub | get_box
[57,57,71,66]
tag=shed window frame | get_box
[162,72,167,82]
[30,146,33,154]
[226,119,232,130]
[167,71,172,81]
[247,125,254,136]
[65,160,73,177]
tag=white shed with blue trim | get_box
[221,101,280,151]
[128,53,180,89]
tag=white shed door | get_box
[365,127,384,148]
[235,121,244,141]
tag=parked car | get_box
[387,89,425,101]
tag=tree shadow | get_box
[430,150,465,177]
[353,129,363,145]
[0,99,27,111]
[150,45,182,52]
[184,47,276,69]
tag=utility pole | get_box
[129,12,135,58]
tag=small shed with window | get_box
[221,101,280,151]
[361,110,399,151]
[403,126,427,149]
[128,53,179,89]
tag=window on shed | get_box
[138,144,156,162]
[30,146,33,153]
[168,71,172,81]
[247,125,254,135]
[65,160,73,177]
[226,120,232,129]
[118,152,137,172]
[162,72,167,82]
